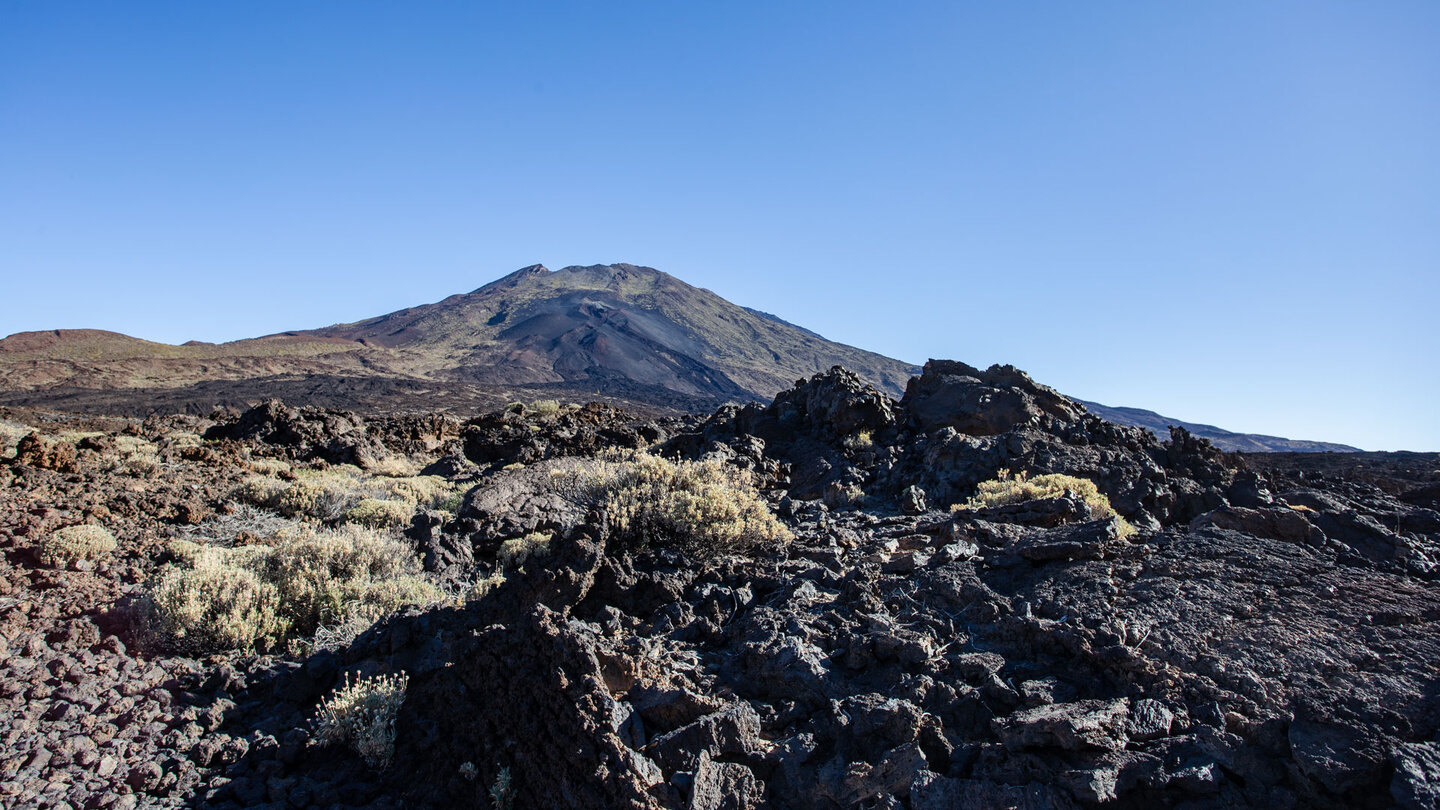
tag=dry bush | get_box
[149,560,289,654]
[344,498,414,529]
[957,470,1135,537]
[529,399,562,418]
[366,455,420,478]
[178,504,306,548]
[247,458,292,476]
[236,466,455,524]
[113,435,162,476]
[593,452,791,558]
[263,525,437,635]
[497,531,551,570]
[145,525,439,654]
[378,475,455,509]
[40,524,118,566]
[0,419,31,459]
[467,573,507,602]
[313,671,409,770]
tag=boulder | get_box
[993,700,1131,752]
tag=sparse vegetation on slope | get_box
[146,525,440,654]
[593,451,791,557]
[957,469,1135,536]
[39,523,117,566]
[314,671,409,770]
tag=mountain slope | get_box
[1078,399,1361,453]
[0,264,1365,451]
[0,264,919,410]
[299,263,918,399]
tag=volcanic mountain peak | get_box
[301,262,919,402]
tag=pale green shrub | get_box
[956,470,1135,537]
[146,525,436,653]
[314,671,409,769]
[529,399,561,418]
[366,456,419,478]
[593,452,791,557]
[149,560,289,653]
[264,525,431,634]
[40,524,118,566]
[379,475,455,509]
[343,498,414,529]
[247,458,292,476]
[0,419,32,459]
[497,531,551,570]
[467,573,507,602]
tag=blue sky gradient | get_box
[2,2,1437,450]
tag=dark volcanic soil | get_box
[1,362,1438,810]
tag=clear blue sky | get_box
[2,2,1437,450]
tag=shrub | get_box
[145,525,437,654]
[148,560,289,653]
[237,466,458,523]
[264,525,433,634]
[529,399,561,418]
[274,480,352,521]
[40,524,118,566]
[313,671,409,770]
[344,498,414,529]
[956,470,1135,537]
[247,458,292,476]
[497,531,551,570]
[366,456,419,478]
[379,475,455,509]
[593,452,791,558]
[467,573,507,602]
[0,419,30,459]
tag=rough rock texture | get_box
[2,360,1438,809]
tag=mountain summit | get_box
[299,263,917,401]
[0,263,917,413]
[0,263,1359,451]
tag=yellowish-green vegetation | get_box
[343,498,415,529]
[467,572,507,602]
[313,671,409,770]
[365,455,420,478]
[845,429,874,452]
[114,435,162,475]
[497,531,551,570]
[247,458,293,476]
[0,419,31,459]
[236,465,460,524]
[147,525,441,654]
[956,470,1135,537]
[593,451,791,557]
[40,524,118,566]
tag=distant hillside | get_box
[300,263,919,400]
[0,265,1368,452]
[1078,400,1361,453]
[0,264,918,413]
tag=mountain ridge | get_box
[0,263,1360,451]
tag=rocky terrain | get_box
[1,360,1437,809]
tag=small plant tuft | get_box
[497,531,551,570]
[313,671,409,770]
[593,452,791,558]
[40,524,118,566]
[489,766,514,810]
[956,470,1135,537]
